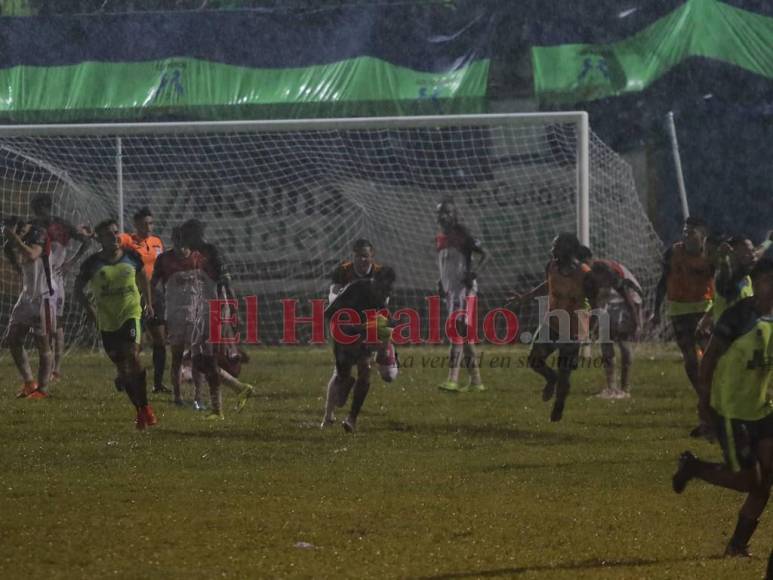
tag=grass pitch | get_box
[0,345,770,579]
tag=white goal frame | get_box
[0,112,591,245]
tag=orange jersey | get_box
[547,260,591,337]
[665,242,714,303]
[119,233,164,279]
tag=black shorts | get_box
[713,410,773,472]
[101,318,141,354]
[670,313,703,345]
[333,340,374,376]
[529,324,581,371]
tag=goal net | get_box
[0,114,663,346]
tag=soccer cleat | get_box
[26,389,50,400]
[152,383,171,394]
[16,380,37,399]
[193,400,207,412]
[613,389,631,399]
[672,451,699,494]
[320,417,335,429]
[235,384,255,413]
[541,379,557,402]
[463,383,487,393]
[50,371,62,383]
[595,388,617,400]
[204,411,225,421]
[438,380,460,393]
[142,405,158,427]
[342,415,357,433]
[135,408,146,431]
[550,398,565,422]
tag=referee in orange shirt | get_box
[119,207,169,394]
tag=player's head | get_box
[352,238,374,276]
[682,216,708,253]
[589,261,616,288]
[727,235,757,270]
[551,233,580,262]
[133,207,154,238]
[371,265,396,305]
[95,218,120,251]
[750,250,773,304]
[576,245,593,264]
[171,226,191,258]
[179,219,206,250]
[30,194,53,219]
[436,198,458,231]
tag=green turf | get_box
[0,345,770,579]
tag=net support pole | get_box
[666,111,689,220]
[576,112,590,247]
[116,136,124,232]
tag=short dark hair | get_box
[684,216,708,232]
[133,207,153,221]
[179,219,206,248]
[353,238,373,253]
[95,218,118,234]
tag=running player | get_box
[2,218,55,399]
[588,259,643,399]
[30,194,90,382]
[508,233,595,422]
[435,198,488,393]
[321,238,397,431]
[119,207,168,394]
[671,252,773,557]
[74,219,157,430]
[651,217,714,437]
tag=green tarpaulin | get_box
[532,0,773,103]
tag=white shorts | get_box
[167,314,212,356]
[445,281,478,325]
[9,295,56,337]
[52,275,65,318]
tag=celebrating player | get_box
[119,207,168,394]
[321,239,397,432]
[152,226,253,413]
[435,198,488,393]
[671,252,773,557]
[588,259,643,399]
[651,217,714,437]
[30,194,90,382]
[508,233,595,422]
[2,218,55,399]
[173,218,235,420]
[74,219,157,430]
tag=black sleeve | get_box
[77,253,100,285]
[205,243,231,285]
[713,300,752,344]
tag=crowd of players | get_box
[2,193,772,559]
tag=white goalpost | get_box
[0,113,661,345]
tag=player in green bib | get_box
[672,252,773,557]
[74,219,158,431]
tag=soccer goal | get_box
[0,113,663,345]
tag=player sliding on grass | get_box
[3,218,55,399]
[30,194,91,383]
[152,226,253,413]
[322,239,397,432]
[508,233,595,422]
[74,219,157,430]
[435,198,488,393]
[672,251,773,558]
[651,216,715,438]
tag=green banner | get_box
[532,0,773,103]
[0,56,489,122]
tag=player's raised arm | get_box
[5,222,44,262]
